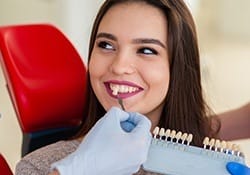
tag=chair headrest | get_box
[0,24,87,132]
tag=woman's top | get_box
[15,139,160,175]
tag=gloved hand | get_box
[51,107,152,175]
[226,162,250,175]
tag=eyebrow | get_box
[96,32,166,48]
[132,38,166,48]
[96,32,117,41]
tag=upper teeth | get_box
[110,83,139,96]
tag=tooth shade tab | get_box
[175,132,182,143]
[209,138,215,150]
[221,140,227,152]
[153,126,160,138]
[203,137,209,149]
[186,134,193,145]
[170,130,176,142]
[214,139,221,151]
[159,128,165,139]
[181,133,188,144]
[165,129,171,138]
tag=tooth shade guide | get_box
[148,127,245,175]
[143,136,246,175]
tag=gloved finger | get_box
[91,107,130,133]
[105,106,130,122]
[128,112,151,133]
[226,162,250,175]
[120,121,136,132]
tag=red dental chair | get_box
[0,24,87,159]
[0,154,13,175]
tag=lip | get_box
[104,80,143,99]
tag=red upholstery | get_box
[0,24,87,133]
[0,154,13,175]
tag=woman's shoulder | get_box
[15,139,80,175]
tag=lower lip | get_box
[104,84,141,99]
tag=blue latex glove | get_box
[227,162,250,175]
[51,107,152,175]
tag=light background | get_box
[0,0,249,172]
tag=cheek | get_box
[89,53,108,79]
[89,55,106,95]
[143,63,170,96]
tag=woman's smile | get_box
[104,80,143,99]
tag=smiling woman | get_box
[89,2,170,128]
[15,0,223,175]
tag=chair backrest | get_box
[0,24,87,156]
[0,153,13,175]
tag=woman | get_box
[16,0,222,174]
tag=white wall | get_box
[63,0,104,61]
[0,0,104,62]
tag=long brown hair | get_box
[77,0,220,146]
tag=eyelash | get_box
[97,41,115,50]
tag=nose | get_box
[109,50,136,75]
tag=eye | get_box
[97,41,115,50]
[137,47,158,55]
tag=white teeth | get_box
[112,88,119,96]
[128,87,133,93]
[110,83,139,95]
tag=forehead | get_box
[98,2,168,42]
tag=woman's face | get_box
[89,2,170,127]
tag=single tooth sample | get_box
[181,133,188,144]
[186,134,193,145]
[153,127,160,138]
[165,129,171,141]
[209,138,215,150]
[159,128,165,140]
[175,131,182,143]
[170,130,176,142]
[226,142,233,154]
[203,137,209,149]
[221,140,227,153]
[214,139,221,152]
